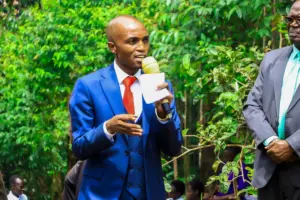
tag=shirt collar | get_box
[8,191,19,199]
[292,45,300,59]
[114,60,141,84]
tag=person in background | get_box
[212,147,250,200]
[167,180,185,200]
[243,1,300,199]
[186,179,205,200]
[7,175,27,200]
[0,171,7,200]
[202,184,217,200]
[62,160,86,200]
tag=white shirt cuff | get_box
[263,136,278,146]
[155,109,171,124]
[103,121,115,142]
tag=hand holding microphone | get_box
[142,57,173,118]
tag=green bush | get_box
[0,0,293,199]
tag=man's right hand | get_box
[265,139,294,163]
[106,114,143,136]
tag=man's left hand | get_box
[155,82,173,119]
[265,139,294,163]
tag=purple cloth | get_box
[215,162,250,200]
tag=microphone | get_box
[142,57,171,115]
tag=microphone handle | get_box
[162,99,171,115]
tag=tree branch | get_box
[163,144,255,167]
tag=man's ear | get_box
[108,42,117,54]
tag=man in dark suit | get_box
[69,15,183,199]
[243,1,300,199]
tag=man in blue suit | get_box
[69,15,183,200]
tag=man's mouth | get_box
[135,55,146,58]
[135,55,146,62]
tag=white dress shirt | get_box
[103,60,143,141]
[103,60,168,141]
[166,197,184,200]
[113,60,143,117]
[7,191,28,200]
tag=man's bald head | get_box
[105,15,149,75]
[106,15,145,42]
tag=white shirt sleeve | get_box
[103,121,116,142]
[155,109,171,124]
[263,136,278,146]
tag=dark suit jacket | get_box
[0,173,7,200]
[243,46,300,188]
[69,64,183,199]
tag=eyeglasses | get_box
[284,16,300,26]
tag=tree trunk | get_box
[272,0,277,49]
[183,90,189,183]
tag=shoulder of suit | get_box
[78,64,112,83]
[265,45,292,58]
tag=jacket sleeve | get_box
[69,78,113,160]
[286,130,300,157]
[154,81,183,157]
[243,54,278,149]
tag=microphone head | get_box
[142,56,160,74]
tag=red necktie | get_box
[122,76,137,115]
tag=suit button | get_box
[139,149,143,154]
[127,183,133,188]
[139,183,143,188]
[125,150,130,156]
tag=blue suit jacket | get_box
[69,64,183,200]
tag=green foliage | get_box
[0,0,294,199]
[0,2,142,199]
[149,0,290,197]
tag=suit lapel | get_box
[288,60,300,113]
[99,65,155,146]
[99,64,126,115]
[99,64,128,144]
[273,46,293,116]
[288,87,300,113]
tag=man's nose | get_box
[136,40,146,51]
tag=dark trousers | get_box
[258,163,300,200]
[63,160,86,200]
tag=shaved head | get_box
[105,15,149,75]
[106,15,145,42]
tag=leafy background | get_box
[0,0,293,199]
